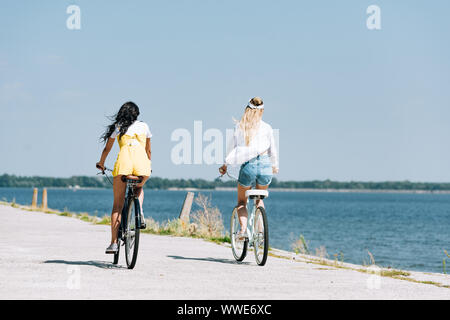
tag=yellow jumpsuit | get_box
[112,133,151,177]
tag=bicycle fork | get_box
[246,201,256,246]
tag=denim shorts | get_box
[238,155,273,188]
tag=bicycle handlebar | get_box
[218,171,238,181]
[96,165,113,174]
[96,166,114,186]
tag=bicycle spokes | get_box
[253,207,268,266]
[127,230,135,247]
[124,198,140,269]
[254,213,263,246]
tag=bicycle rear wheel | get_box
[230,207,248,262]
[253,206,269,266]
[125,198,140,269]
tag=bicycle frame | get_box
[244,198,258,246]
[119,180,141,239]
[219,171,265,245]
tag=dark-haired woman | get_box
[96,101,152,254]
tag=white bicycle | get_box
[219,172,270,266]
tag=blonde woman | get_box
[219,97,278,239]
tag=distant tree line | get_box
[1,174,450,191]
[269,179,450,191]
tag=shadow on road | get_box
[43,260,126,269]
[167,255,251,265]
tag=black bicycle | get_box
[97,167,143,269]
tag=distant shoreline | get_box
[193,187,450,194]
[2,186,447,195]
[2,174,450,193]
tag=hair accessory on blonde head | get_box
[247,100,264,109]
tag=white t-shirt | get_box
[110,120,152,139]
[225,120,278,168]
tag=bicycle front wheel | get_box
[113,207,126,265]
[125,198,140,269]
[113,242,120,265]
[253,206,269,266]
[230,207,248,262]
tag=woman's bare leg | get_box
[111,176,127,244]
[255,183,269,209]
[237,183,252,233]
[254,184,269,232]
[134,176,149,216]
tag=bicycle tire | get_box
[125,198,140,269]
[112,203,127,265]
[253,206,269,266]
[230,207,248,262]
[113,242,120,264]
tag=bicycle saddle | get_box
[121,175,143,183]
[245,189,269,199]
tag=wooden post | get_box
[41,188,48,211]
[31,188,38,209]
[179,192,194,221]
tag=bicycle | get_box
[218,171,270,266]
[97,166,143,269]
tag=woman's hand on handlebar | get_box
[219,164,227,175]
[272,166,279,174]
[96,162,105,172]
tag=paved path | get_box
[0,205,449,299]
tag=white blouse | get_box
[110,121,152,139]
[225,120,278,168]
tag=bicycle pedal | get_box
[139,221,146,229]
[139,216,146,229]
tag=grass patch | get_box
[288,234,450,289]
[380,269,411,277]
[292,234,310,255]
[95,215,111,225]
[58,211,73,217]
[77,212,97,223]
[208,234,231,245]
[11,198,19,208]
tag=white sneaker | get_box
[235,230,248,241]
[139,212,146,229]
[105,243,118,254]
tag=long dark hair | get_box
[101,101,140,143]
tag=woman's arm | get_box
[220,126,238,174]
[96,138,115,170]
[145,138,151,160]
[268,128,279,173]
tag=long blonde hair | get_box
[237,97,264,146]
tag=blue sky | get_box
[1,0,450,182]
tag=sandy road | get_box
[0,205,449,299]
